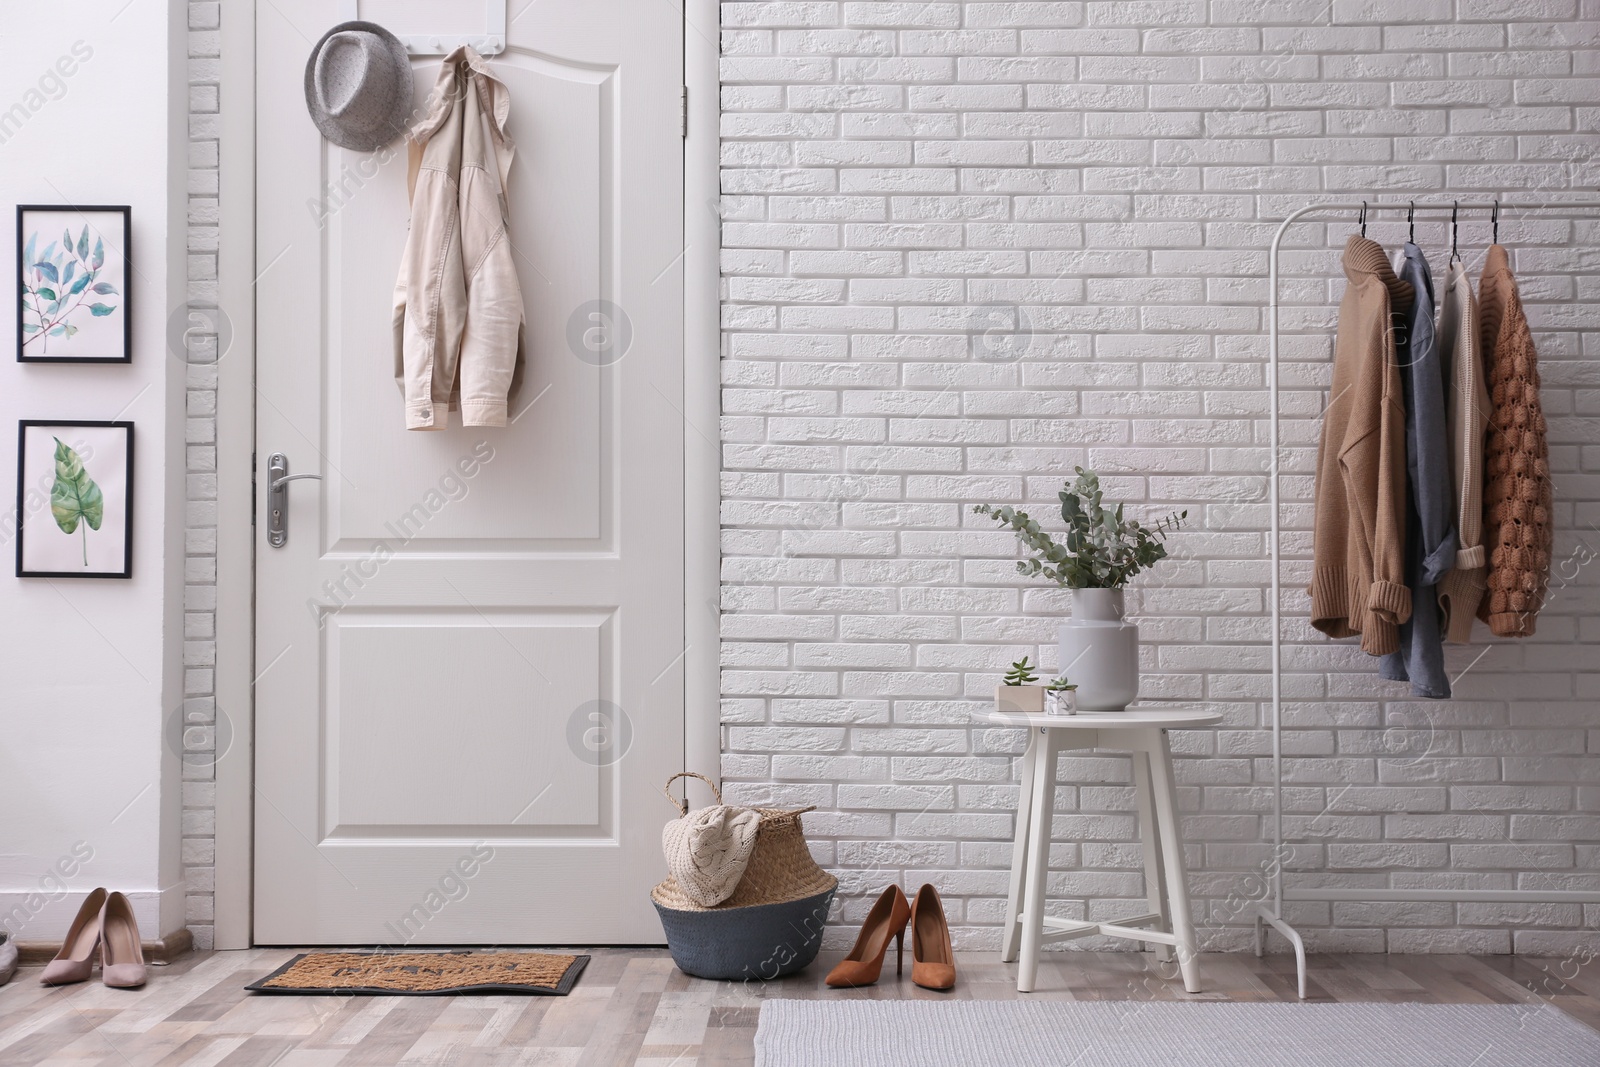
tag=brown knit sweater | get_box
[1310,235,1414,655]
[1477,244,1552,637]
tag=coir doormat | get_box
[246,950,589,995]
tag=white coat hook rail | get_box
[1259,197,1600,1000]
[339,0,506,56]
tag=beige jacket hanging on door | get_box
[393,46,525,430]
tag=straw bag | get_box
[651,773,838,980]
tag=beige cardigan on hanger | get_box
[1435,258,1490,643]
[1309,235,1414,656]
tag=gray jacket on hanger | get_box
[1379,242,1458,698]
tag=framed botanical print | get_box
[17,205,131,363]
[16,420,134,579]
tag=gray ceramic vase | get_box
[1058,587,1139,712]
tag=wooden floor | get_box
[2,947,1598,1065]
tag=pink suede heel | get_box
[40,888,107,986]
[99,892,147,989]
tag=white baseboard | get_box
[0,883,186,941]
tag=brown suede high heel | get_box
[825,885,911,988]
[909,883,955,991]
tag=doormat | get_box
[245,950,589,996]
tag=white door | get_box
[253,0,684,943]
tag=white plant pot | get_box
[1058,587,1139,712]
[1045,689,1076,716]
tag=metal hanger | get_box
[1491,199,1500,244]
[1359,201,1367,237]
[1450,201,1460,264]
[1407,201,1415,244]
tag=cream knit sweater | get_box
[1435,259,1490,643]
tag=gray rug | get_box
[754,1000,1600,1067]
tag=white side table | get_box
[982,705,1223,994]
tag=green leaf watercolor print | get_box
[50,437,104,567]
[20,220,121,355]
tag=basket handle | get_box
[662,771,723,817]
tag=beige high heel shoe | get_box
[99,892,147,989]
[40,887,107,985]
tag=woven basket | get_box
[652,773,838,980]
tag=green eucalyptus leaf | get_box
[22,323,39,333]
[92,236,105,270]
[77,225,89,261]
[91,282,117,295]
[34,261,58,284]
[24,231,37,265]
[67,272,90,296]
[89,303,116,317]
[37,287,56,302]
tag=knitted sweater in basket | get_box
[1310,235,1414,656]
[1476,244,1553,637]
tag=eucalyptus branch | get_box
[975,466,1188,590]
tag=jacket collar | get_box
[1343,235,1414,313]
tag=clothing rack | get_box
[1258,198,1600,999]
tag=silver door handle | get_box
[266,452,321,548]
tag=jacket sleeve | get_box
[1411,314,1460,586]
[1370,372,1412,630]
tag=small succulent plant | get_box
[1045,675,1077,692]
[1003,657,1038,686]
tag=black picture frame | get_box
[16,204,132,364]
[15,420,135,579]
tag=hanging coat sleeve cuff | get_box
[1368,579,1412,625]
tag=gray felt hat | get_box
[304,21,414,152]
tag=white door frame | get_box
[211,0,721,949]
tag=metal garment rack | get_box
[1256,197,1600,999]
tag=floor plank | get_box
[1,947,1597,1066]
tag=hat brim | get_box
[303,20,415,153]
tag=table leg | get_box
[1001,726,1039,964]
[1146,728,1201,993]
[1131,748,1171,963]
[1017,727,1057,993]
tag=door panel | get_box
[254,0,683,944]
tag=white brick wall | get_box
[177,1,1600,955]
[183,0,221,952]
[718,0,1600,954]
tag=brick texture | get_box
[183,0,221,952]
[717,0,1600,955]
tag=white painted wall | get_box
[0,1,188,940]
